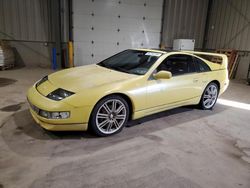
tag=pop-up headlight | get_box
[47,88,74,101]
[36,76,48,87]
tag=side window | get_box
[193,57,211,72]
[157,54,196,76]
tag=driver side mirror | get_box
[153,71,172,80]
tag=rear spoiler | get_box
[183,51,228,70]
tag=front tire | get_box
[89,95,129,137]
[199,82,219,110]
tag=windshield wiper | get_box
[111,66,132,74]
[98,63,132,74]
[98,62,109,68]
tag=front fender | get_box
[64,79,147,113]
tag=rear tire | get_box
[89,95,129,137]
[199,82,219,110]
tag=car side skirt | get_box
[132,96,201,120]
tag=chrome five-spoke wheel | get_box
[200,82,218,110]
[90,96,129,136]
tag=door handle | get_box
[193,78,199,83]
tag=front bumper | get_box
[30,109,88,131]
[27,85,92,131]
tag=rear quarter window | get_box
[193,57,211,72]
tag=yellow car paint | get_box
[27,49,229,131]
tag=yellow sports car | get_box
[27,49,229,136]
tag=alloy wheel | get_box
[203,84,218,109]
[95,99,127,134]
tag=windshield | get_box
[97,50,162,75]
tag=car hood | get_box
[48,64,137,92]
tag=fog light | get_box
[39,110,70,119]
[51,112,70,119]
[39,110,50,118]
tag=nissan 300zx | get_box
[27,49,229,136]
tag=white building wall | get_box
[73,0,163,66]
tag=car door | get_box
[146,54,203,111]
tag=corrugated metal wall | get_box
[0,0,54,42]
[0,0,72,67]
[205,0,250,51]
[204,0,250,80]
[161,0,209,49]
